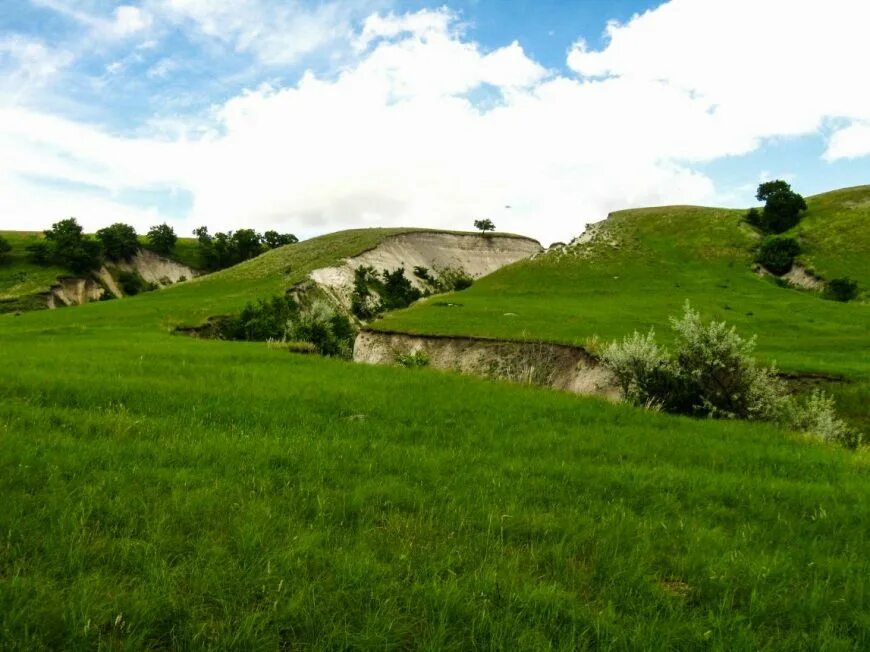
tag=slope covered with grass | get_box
[373,190,870,427]
[2,302,869,649]
[0,230,203,311]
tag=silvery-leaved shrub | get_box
[787,390,862,449]
[602,302,786,420]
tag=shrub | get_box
[97,223,139,261]
[0,235,11,261]
[147,223,177,256]
[788,390,862,449]
[744,207,762,228]
[824,277,859,302]
[286,299,355,358]
[117,271,155,296]
[602,303,786,420]
[757,236,801,275]
[396,350,430,368]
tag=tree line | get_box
[2,218,297,274]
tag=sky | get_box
[1,0,869,245]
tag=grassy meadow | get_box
[2,310,869,649]
[1,199,869,649]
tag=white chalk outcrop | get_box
[309,232,542,310]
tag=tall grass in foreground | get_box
[1,325,868,650]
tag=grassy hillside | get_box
[0,231,68,311]
[2,302,869,649]
[1,211,868,649]
[373,189,870,428]
[0,230,202,311]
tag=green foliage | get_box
[744,207,762,228]
[146,223,177,256]
[96,223,139,261]
[218,293,355,358]
[351,266,423,319]
[263,230,298,249]
[0,235,11,262]
[193,226,277,270]
[788,390,862,449]
[117,270,155,296]
[757,236,801,275]
[42,218,103,274]
[602,303,787,421]
[25,241,50,264]
[474,218,495,234]
[395,350,431,368]
[754,180,807,234]
[824,277,859,302]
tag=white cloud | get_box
[0,36,73,85]
[825,121,870,161]
[2,1,870,245]
[156,0,364,65]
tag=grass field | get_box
[2,313,869,649]
[1,204,869,649]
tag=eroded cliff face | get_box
[309,232,542,310]
[48,277,105,308]
[113,249,198,287]
[354,330,617,399]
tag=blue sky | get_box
[1,0,868,244]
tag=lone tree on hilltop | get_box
[147,223,177,256]
[97,222,139,261]
[263,230,298,249]
[474,219,495,235]
[750,180,807,234]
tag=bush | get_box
[788,390,862,449]
[117,271,155,296]
[824,277,859,302]
[744,207,762,228]
[602,303,786,420]
[26,241,50,264]
[97,223,139,261]
[147,223,177,256]
[757,236,801,275]
[218,294,355,358]
[396,350,430,368]
[0,235,11,262]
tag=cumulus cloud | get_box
[2,1,870,244]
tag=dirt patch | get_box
[310,232,541,310]
[782,264,824,291]
[354,330,617,398]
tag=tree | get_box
[97,222,139,261]
[231,229,264,262]
[753,180,807,234]
[43,218,103,274]
[474,219,496,235]
[147,223,177,256]
[263,230,298,249]
[0,235,11,262]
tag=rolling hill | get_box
[1,195,868,649]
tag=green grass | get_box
[1,313,869,649]
[0,231,68,308]
[1,210,868,649]
[374,190,870,430]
